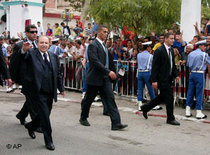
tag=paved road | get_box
[0,89,210,155]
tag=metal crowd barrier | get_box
[62,58,210,104]
[62,58,83,90]
[173,65,210,103]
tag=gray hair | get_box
[186,44,193,49]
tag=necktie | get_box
[32,42,36,49]
[43,53,50,69]
[168,48,172,75]
[103,43,109,69]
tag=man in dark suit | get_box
[79,25,128,130]
[141,33,180,126]
[19,36,64,150]
[0,45,12,87]
[9,25,38,125]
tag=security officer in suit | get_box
[79,25,128,130]
[9,24,38,125]
[141,33,180,126]
[18,36,64,150]
[185,40,210,119]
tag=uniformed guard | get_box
[48,38,65,56]
[185,40,210,119]
[137,41,161,111]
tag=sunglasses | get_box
[29,31,38,34]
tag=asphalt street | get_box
[0,88,210,155]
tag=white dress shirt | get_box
[39,51,50,62]
[164,43,172,73]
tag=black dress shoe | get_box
[111,124,128,130]
[28,129,36,139]
[45,142,55,151]
[103,112,110,116]
[16,114,26,125]
[24,123,36,139]
[79,119,90,126]
[35,127,43,133]
[166,120,180,126]
[141,107,148,119]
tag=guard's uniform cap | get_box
[51,38,59,43]
[195,40,206,47]
[142,41,152,47]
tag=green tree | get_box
[201,0,210,18]
[88,0,181,36]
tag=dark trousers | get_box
[141,87,175,121]
[80,77,121,127]
[17,95,36,120]
[27,93,53,144]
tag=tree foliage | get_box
[88,0,181,35]
[201,0,210,18]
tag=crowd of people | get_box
[0,17,210,150]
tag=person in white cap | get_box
[185,40,210,119]
[136,41,162,111]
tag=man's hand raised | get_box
[22,41,32,53]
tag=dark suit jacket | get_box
[151,44,178,89]
[9,39,38,84]
[86,39,116,86]
[0,46,10,85]
[9,40,25,84]
[17,48,64,102]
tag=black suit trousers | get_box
[17,95,36,120]
[81,77,121,126]
[141,86,175,121]
[27,93,53,144]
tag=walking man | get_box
[10,24,38,125]
[141,33,180,126]
[18,36,64,150]
[79,25,128,130]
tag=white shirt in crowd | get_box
[37,26,44,36]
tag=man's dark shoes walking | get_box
[16,114,26,125]
[166,120,180,126]
[141,106,148,119]
[35,127,43,133]
[111,124,128,130]
[45,142,55,151]
[79,119,90,126]
[24,123,36,139]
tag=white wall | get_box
[29,6,43,25]
[180,0,201,42]
[9,5,24,37]
[8,4,43,38]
